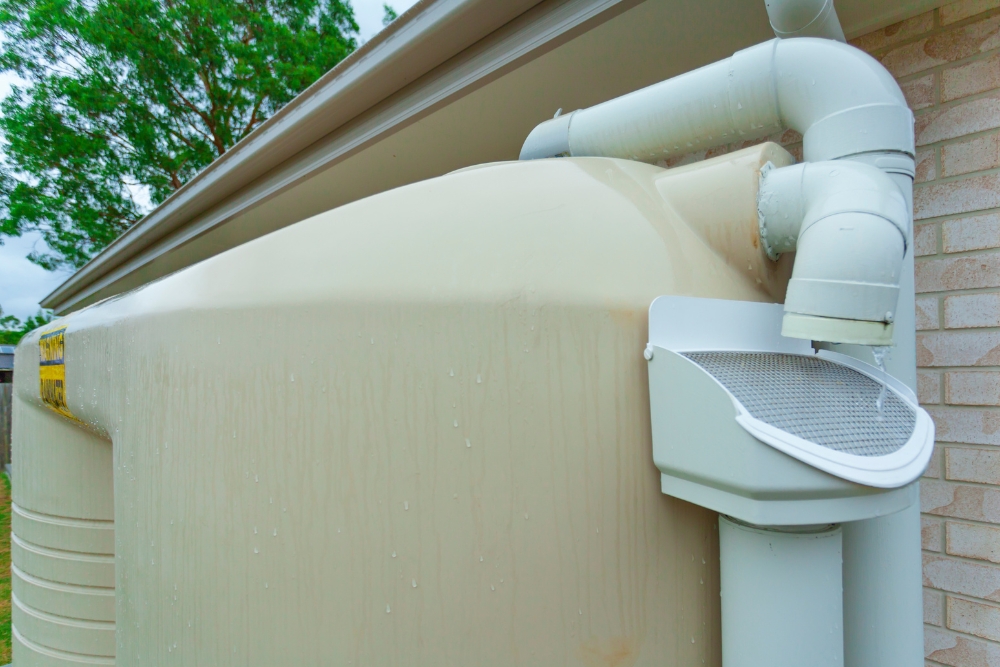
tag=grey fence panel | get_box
[0,383,11,466]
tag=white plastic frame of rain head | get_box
[646,296,934,488]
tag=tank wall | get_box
[11,149,789,665]
[10,366,115,665]
[73,301,719,665]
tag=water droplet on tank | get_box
[392,551,397,558]
[449,369,454,377]
[480,556,484,562]
[491,585,495,591]
[465,438,471,448]
[691,637,696,644]
[386,604,391,613]
[273,528,277,536]
[254,527,258,534]
[453,419,458,428]
[265,583,268,589]
[290,374,295,382]
[412,579,418,588]
[254,547,258,554]
[524,512,529,520]
[579,609,582,615]
[404,501,409,510]
[476,374,482,384]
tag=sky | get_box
[0,0,419,321]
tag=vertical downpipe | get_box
[720,518,844,667]
[837,156,924,667]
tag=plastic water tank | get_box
[14,144,792,665]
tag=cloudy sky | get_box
[0,0,419,320]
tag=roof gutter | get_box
[42,0,547,312]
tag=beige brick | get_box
[948,446,1000,484]
[925,515,946,551]
[946,293,1000,329]
[916,221,939,255]
[917,148,939,185]
[851,12,936,53]
[927,555,1000,601]
[927,445,945,478]
[918,296,942,330]
[943,132,1000,176]
[904,73,938,111]
[948,521,1000,563]
[915,174,1000,220]
[882,15,1000,78]
[916,93,1000,147]
[916,253,1000,292]
[948,596,1000,641]
[944,53,1000,102]
[925,625,1000,666]
[927,588,947,625]
[944,212,1000,252]
[946,371,1000,404]
[926,405,1000,444]
[917,330,1000,366]
[922,479,1000,522]
[921,370,943,403]
[942,0,1000,25]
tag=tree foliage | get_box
[381,3,396,26]
[0,0,359,270]
[0,307,51,344]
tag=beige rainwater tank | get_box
[12,143,793,665]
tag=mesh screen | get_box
[682,352,916,457]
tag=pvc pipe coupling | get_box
[758,161,910,345]
[764,0,846,41]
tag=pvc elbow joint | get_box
[758,161,910,346]
[519,38,914,164]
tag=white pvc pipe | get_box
[836,160,923,667]
[720,517,844,667]
[758,160,911,345]
[843,500,924,667]
[765,0,846,41]
[519,38,912,165]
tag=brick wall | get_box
[855,4,1000,665]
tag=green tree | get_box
[382,3,397,26]
[0,0,359,270]
[0,307,51,345]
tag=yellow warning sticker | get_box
[39,327,77,421]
